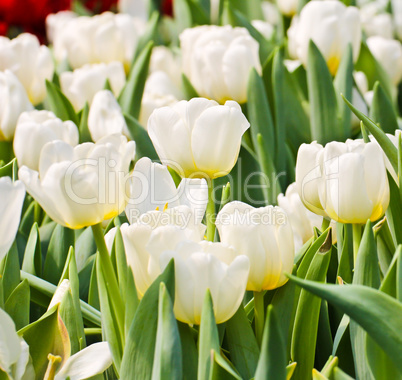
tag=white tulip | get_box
[0,33,54,105]
[0,71,33,141]
[46,11,77,44]
[148,98,250,178]
[139,71,181,127]
[251,20,274,40]
[60,62,126,111]
[216,201,294,292]
[277,0,298,17]
[118,0,148,20]
[0,178,25,261]
[54,342,113,380]
[19,134,135,229]
[13,110,79,171]
[296,140,390,224]
[53,12,146,70]
[150,46,182,90]
[0,308,34,380]
[180,25,261,103]
[125,157,208,224]
[289,0,361,75]
[87,90,130,142]
[393,0,402,40]
[262,1,280,26]
[295,141,327,216]
[106,205,206,298]
[278,183,337,250]
[359,2,393,39]
[159,240,250,324]
[367,36,402,86]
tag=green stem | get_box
[91,223,125,336]
[20,270,101,326]
[254,291,265,347]
[84,328,102,336]
[206,179,216,241]
[321,217,330,232]
[352,224,362,265]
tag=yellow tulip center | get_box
[327,56,340,76]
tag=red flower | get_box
[161,0,173,17]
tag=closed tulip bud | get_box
[159,240,250,324]
[148,98,250,178]
[106,206,206,298]
[0,177,25,261]
[0,71,33,141]
[53,12,146,71]
[19,134,135,229]
[295,141,327,216]
[60,62,126,111]
[87,90,130,142]
[278,183,337,250]
[367,36,402,86]
[14,110,79,171]
[276,0,298,17]
[290,0,361,75]
[180,25,261,104]
[216,201,294,292]
[0,34,54,105]
[296,140,390,224]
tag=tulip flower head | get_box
[60,62,126,112]
[0,33,54,105]
[159,240,250,325]
[14,110,79,171]
[216,201,294,292]
[52,11,146,71]
[106,205,206,298]
[367,36,402,86]
[148,98,250,179]
[87,90,130,142]
[296,140,390,224]
[19,134,135,229]
[288,0,361,75]
[180,25,262,104]
[0,70,33,141]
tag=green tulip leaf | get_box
[118,41,153,120]
[4,279,30,330]
[255,305,287,380]
[291,230,332,380]
[120,260,175,379]
[45,80,79,125]
[370,81,399,134]
[307,40,340,144]
[198,289,220,380]
[43,224,75,285]
[287,276,402,372]
[19,305,71,380]
[124,114,158,160]
[151,282,182,380]
[225,305,259,379]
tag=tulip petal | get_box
[54,342,112,380]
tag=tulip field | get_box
[1,0,402,379]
